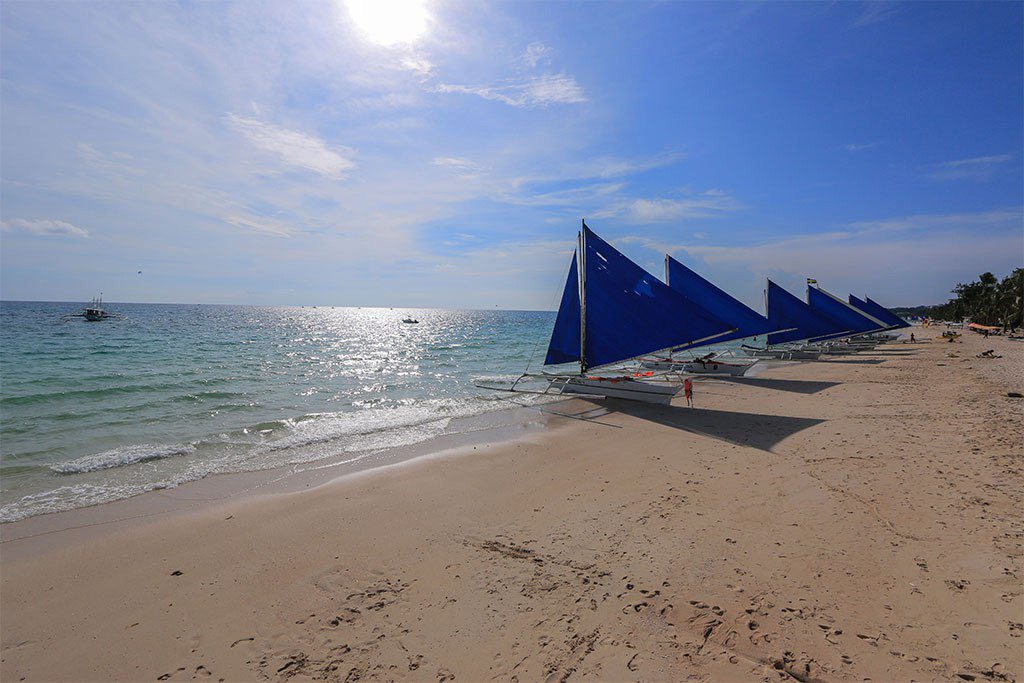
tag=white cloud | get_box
[1,218,90,238]
[400,55,434,77]
[926,154,1013,181]
[437,74,587,107]
[846,208,1021,233]
[507,181,625,208]
[594,189,741,223]
[225,215,293,237]
[853,3,898,27]
[520,42,554,68]
[658,207,1024,305]
[844,142,878,152]
[431,156,479,170]
[576,153,684,179]
[226,114,356,178]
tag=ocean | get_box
[0,302,557,522]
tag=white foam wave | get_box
[49,443,195,474]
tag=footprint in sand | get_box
[945,579,970,591]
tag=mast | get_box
[578,219,587,373]
[664,254,670,286]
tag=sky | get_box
[1,0,1021,310]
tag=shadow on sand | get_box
[865,350,919,356]
[579,398,825,452]
[816,358,887,365]
[717,377,840,395]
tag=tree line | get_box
[893,269,1023,330]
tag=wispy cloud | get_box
[846,207,1021,232]
[400,55,434,78]
[495,152,684,208]
[225,215,293,238]
[505,182,625,207]
[925,154,1013,181]
[431,157,479,171]
[844,142,878,153]
[1,218,90,238]
[437,74,586,107]
[520,42,554,68]
[657,207,1024,305]
[594,189,741,224]
[852,2,898,28]
[226,114,357,179]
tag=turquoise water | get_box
[0,302,556,521]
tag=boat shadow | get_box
[579,398,824,452]
[817,358,887,365]
[717,377,840,395]
[865,350,918,356]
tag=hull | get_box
[819,345,858,355]
[742,347,821,361]
[681,360,755,376]
[557,376,680,405]
[642,357,757,376]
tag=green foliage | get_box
[899,269,1023,328]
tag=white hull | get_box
[742,346,821,361]
[555,376,680,405]
[642,357,756,376]
[682,359,755,376]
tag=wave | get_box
[1,380,238,407]
[50,443,195,474]
[257,400,478,455]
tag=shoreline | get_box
[2,328,1020,682]
[0,400,566,559]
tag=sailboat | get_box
[739,280,844,359]
[805,286,889,353]
[639,257,778,376]
[848,295,909,339]
[482,221,735,404]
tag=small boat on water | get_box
[62,296,122,322]
[402,317,419,324]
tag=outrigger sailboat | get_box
[479,221,735,404]
[742,281,896,359]
[848,295,910,339]
[640,256,789,376]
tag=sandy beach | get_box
[1,327,1021,683]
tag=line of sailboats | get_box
[481,220,910,405]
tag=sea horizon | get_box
[1,299,557,313]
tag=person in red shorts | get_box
[684,377,694,407]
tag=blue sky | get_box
[1,0,1021,309]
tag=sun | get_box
[344,0,429,47]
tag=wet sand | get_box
[2,327,1021,682]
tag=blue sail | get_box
[849,295,895,330]
[544,252,581,366]
[543,226,736,369]
[665,256,775,350]
[853,296,910,329]
[807,286,884,338]
[766,280,847,344]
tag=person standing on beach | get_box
[684,377,694,407]
[910,332,916,343]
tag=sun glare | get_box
[344,0,429,47]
